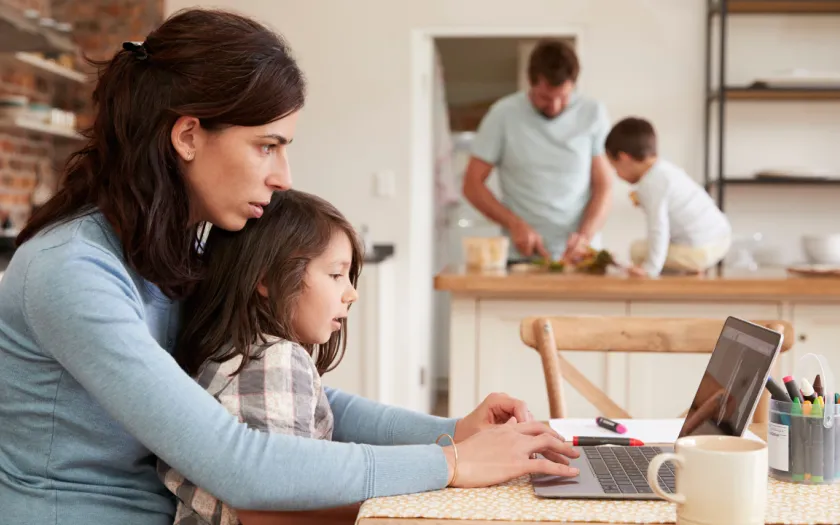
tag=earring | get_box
[186,151,194,161]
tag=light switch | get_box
[374,170,396,198]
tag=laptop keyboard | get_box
[583,446,677,495]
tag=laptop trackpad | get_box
[531,452,595,488]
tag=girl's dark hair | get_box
[16,8,306,299]
[176,190,364,377]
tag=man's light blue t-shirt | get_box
[471,91,610,259]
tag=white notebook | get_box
[550,418,763,445]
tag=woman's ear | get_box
[171,115,201,162]
[256,281,269,298]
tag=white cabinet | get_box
[790,303,840,387]
[445,292,840,422]
[474,299,626,420]
[321,259,396,407]
[626,301,782,418]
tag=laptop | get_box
[532,316,784,500]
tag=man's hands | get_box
[562,232,591,263]
[508,219,550,260]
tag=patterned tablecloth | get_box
[357,476,840,524]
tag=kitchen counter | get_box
[436,264,840,421]
[435,265,840,301]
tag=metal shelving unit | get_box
[704,0,840,211]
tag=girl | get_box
[0,7,577,525]
[159,189,363,525]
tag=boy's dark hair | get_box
[17,8,306,299]
[528,39,580,86]
[176,190,364,377]
[604,117,658,161]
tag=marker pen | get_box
[791,398,804,482]
[801,378,817,404]
[595,416,627,434]
[812,403,825,483]
[814,374,824,399]
[766,376,791,402]
[784,376,804,404]
[804,401,813,481]
[573,437,644,447]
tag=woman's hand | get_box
[454,392,535,442]
[443,420,580,488]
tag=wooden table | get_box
[358,425,769,525]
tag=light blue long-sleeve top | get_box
[0,211,457,525]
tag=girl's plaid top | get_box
[157,337,334,525]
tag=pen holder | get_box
[768,353,838,485]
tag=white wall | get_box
[166,0,840,407]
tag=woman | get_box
[0,8,579,525]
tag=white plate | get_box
[787,264,840,277]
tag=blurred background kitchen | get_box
[2,0,840,419]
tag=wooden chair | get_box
[519,316,794,422]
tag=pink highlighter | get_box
[595,416,627,434]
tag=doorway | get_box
[409,27,582,415]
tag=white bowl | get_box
[802,235,840,265]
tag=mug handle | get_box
[646,453,686,505]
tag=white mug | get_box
[646,435,768,525]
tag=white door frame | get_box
[408,26,584,414]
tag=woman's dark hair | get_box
[16,8,306,299]
[605,117,657,161]
[176,190,364,377]
[528,39,580,86]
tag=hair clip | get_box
[122,41,148,61]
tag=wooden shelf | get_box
[0,3,78,54]
[706,177,840,188]
[709,87,840,101]
[711,0,840,14]
[1,52,86,83]
[0,116,83,140]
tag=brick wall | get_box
[0,0,163,231]
[2,0,49,13]
[52,0,165,62]
[0,0,53,227]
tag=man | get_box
[462,39,613,262]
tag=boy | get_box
[605,117,731,277]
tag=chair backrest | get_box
[519,316,794,420]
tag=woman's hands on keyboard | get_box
[441,419,581,488]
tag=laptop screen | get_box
[678,317,782,439]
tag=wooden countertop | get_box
[434,266,840,301]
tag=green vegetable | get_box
[548,261,565,272]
